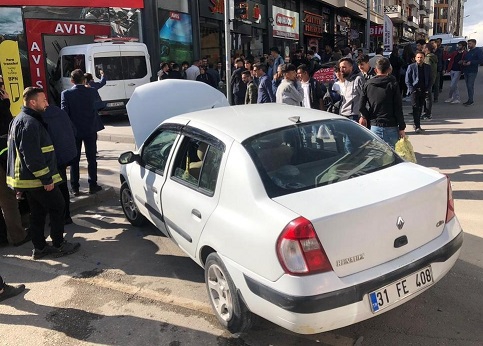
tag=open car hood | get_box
[126,80,230,147]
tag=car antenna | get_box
[289,116,301,124]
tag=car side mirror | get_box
[118,151,139,164]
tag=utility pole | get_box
[366,0,371,51]
[224,0,232,103]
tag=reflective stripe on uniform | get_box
[32,166,50,178]
[7,173,62,189]
[41,145,54,153]
[0,147,7,156]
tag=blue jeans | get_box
[371,126,399,149]
[465,72,477,103]
[70,133,98,189]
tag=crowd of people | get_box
[155,39,481,144]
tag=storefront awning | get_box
[1,0,143,8]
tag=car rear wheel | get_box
[205,253,253,333]
[120,182,146,226]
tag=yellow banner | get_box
[0,40,24,116]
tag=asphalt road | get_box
[1,71,482,345]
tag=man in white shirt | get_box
[296,64,325,110]
[185,60,201,81]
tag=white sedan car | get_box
[119,80,463,334]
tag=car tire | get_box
[205,253,254,334]
[120,181,146,226]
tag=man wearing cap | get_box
[276,64,304,106]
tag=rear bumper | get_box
[228,218,463,334]
[99,99,128,116]
[245,231,462,314]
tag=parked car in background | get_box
[118,80,463,335]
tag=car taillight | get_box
[446,176,455,223]
[276,217,333,275]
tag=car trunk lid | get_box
[272,163,448,277]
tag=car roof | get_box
[127,80,340,146]
[169,104,340,143]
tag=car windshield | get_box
[243,119,401,197]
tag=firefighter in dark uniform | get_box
[7,87,80,259]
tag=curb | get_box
[70,186,118,212]
[98,133,135,144]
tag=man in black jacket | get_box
[296,64,326,110]
[359,58,406,148]
[7,87,80,259]
[230,58,247,105]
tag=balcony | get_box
[407,0,419,8]
[407,15,419,29]
[418,4,429,17]
[384,5,405,23]
[419,22,431,31]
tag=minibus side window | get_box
[62,55,86,77]
[122,56,148,79]
[93,57,123,81]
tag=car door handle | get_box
[128,83,136,86]
[151,186,158,193]
[192,209,201,219]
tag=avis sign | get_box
[25,19,110,90]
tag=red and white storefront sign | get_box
[25,19,111,89]
[272,6,299,40]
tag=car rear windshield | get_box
[243,119,401,198]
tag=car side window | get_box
[141,130,178,174]
[172,136,222,195]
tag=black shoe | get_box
[53,241,80,258]
[32,244,59,260]
[89,184,102,194]
[71,188,80,197]
[13,233,32,247]
[0,283,26,302]
[464,101,474,106]
[65,216,73,225]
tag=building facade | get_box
[2,0,435,109]
[433,0,465,36]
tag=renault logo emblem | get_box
[396,216,405,230]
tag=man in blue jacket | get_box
[462,39,483,106]
[406,51,432,134]
[253,63,275,103]
[61,69,104,196]
[43,105,77,224]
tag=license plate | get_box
[106,101,124,107]
[369,266,433,313]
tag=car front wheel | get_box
[205,253,253,334]
[120,181,146,226]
